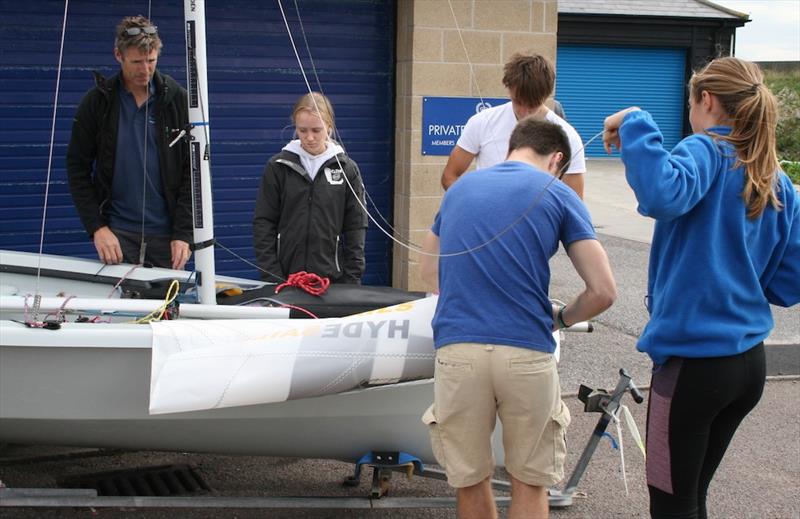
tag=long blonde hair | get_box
[689,57,781,218]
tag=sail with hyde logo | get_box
[421,96,507,155]
[148,297,438,414]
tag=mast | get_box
[183,0,216,304]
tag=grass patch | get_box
[781,161,800,184]
[764,69,800,164]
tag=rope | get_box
[43,295,75,323]
[132,279,180,323]
[106,264,141,298]
[274,271,330,296]
[276,1,605,262]
[260,297,319,319]
[23,293,74,328]
[34,0,69,303]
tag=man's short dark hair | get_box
[502,53,555,108]
[508,117,571,173]
[115,15,162,54]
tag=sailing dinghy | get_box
[0,0,480,467]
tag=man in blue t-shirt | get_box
[420,118,616,518]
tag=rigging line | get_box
[354,128,603,258]
[35,0,70,299]
[430,129,604,259]
[138,0,155,262]
[291,0,322,92]
[447,0,484,104]
[277,0,315,98]
[278,0,416,249]
[280,0,401,237]
[215,241,287,282]
[274,0,468,255]
[139,86,151,263]
[277,0,598,259]
[290,0,396,235]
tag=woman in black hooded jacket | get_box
[253,92,368,284]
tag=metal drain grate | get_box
[59,463,211,496]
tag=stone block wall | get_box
[393,0,558,290]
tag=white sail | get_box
[148,297,437,414]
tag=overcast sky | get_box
[713,0,800,61]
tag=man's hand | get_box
[93,226,124,264]
[170,240,191,270]
[603,107,640,154]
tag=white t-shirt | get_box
[456,101,586,175]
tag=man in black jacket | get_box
[67,15,192,269]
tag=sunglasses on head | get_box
[124,26,157,36]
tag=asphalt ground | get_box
[0,159,798,517]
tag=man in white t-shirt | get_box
[441,53,586,198]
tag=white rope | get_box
[277,0,419,250]
[138,0,154,263]
[275,0,604,261]
[447,0,484,103]
[34,0,70,307]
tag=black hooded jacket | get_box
[253,149,368,284]
[66,70,193,243]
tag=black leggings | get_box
[646,343,765,519]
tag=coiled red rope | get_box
[274,271,330,296]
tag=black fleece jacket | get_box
[253,150,368,284]
[66,70,193,243]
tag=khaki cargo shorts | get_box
[422,343,570,488]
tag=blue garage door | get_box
[555,45,686,157]
[0,0,395,284]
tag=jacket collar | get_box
[277,149,350,169]
[91,69,175,103]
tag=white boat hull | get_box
[0,251,503,465]
[0,320,444,463]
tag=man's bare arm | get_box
[556,239,616,328]
[441,146,476,190]
[419,230,440,293]
[562,173,585,199]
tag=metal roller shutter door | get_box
[0,0,395,284]
[555,44,686,157]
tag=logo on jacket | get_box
[324,167,344,185]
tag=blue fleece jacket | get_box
[619,110,799,365]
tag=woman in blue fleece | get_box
[603,57,799,519]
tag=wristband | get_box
[557,305,570,329]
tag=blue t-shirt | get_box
[620,110,800,365]
[109,82,171,234]
[431,161,596,352]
